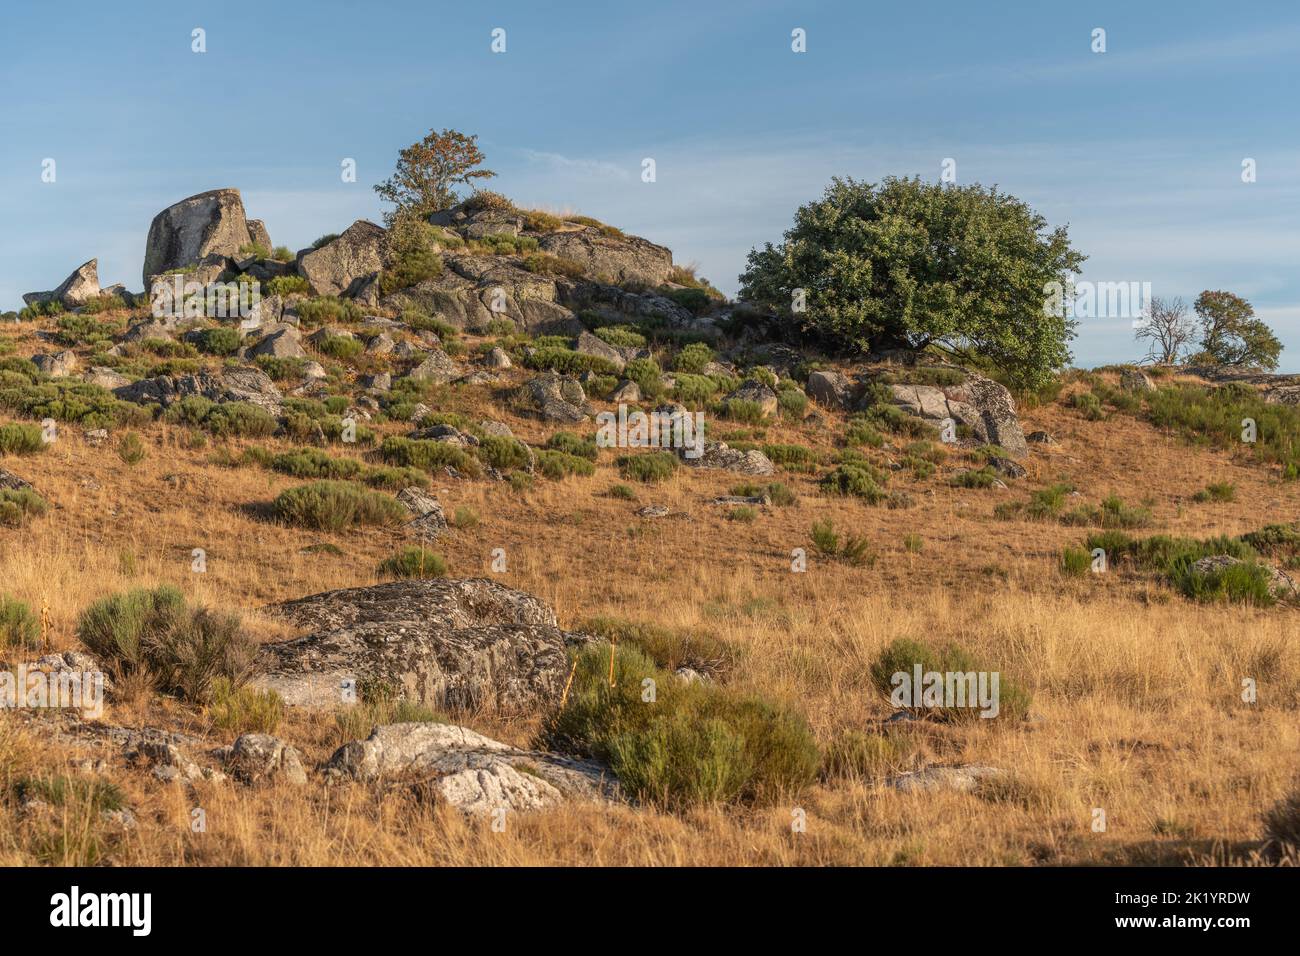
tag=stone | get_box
[1120,368,1156,392]
[114,365,284,415]
[22,259,101,309]
[297,220,390,298]
[723,380,778,418]
[517,372,590,422]
[396,486,448,539]
[0,468,33,491]
[678,440,775,476]
[222,733,308,786]
[406,349,461,386]
[361,372,391,391]
[247,325,306,360]
[883,371,1027,457]
[986,456,1026,479]
[246,219,273,252]
[82,428,109,447]
[1025,430,1056,445]
[365,332,396,355]
[486,346,512,369]
[323,722,616,814]
[83,367,131,390]
[609,379,642,403]
[887,765,1005,794]
[537,229,672,286]
[575,330,627,371]
[143,188,254,284]
[806,369,857,409]
[31,350,80,377]
[252,578,573,715]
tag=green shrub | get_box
[476,434,532,471]
[1171,557,1276,606]
[523,346,620,377]
[116,432,146,465]
[673,373,722,406]
[869,637,1032,720]
[721,398,766,424]
[76,585,254,701]
[209,676,283,734]
[578,616,735,674]
[950,467,999,489]
[547,430,599,461]
[254,355,306,381]
[196,326,243,356]
[539,643,818,808]
[618,451,678,483]
[1060,495,1152,529]
[0,488,47,527]
[810,519,874,565]
[522,253,586,279]
[623,358,665,399]
[820,461,888,502]
[316,335,363,361]
[273,481,407,531]
[607,483,637,500]
[0,595,39,651]
[761,443,817,472]
[295,296,363,327]
[673,341,713,373]
[380,436,483,478]
[595,325,646,349]
[204,401,278,438]
[0,422,45,456]
[1059,546,1092,577]
[78,293,126,315]
[266,275,310,297]
[845,418,885,448]
[452,506,478,528]
[1069,391,1105,420]
[536,449,595,479]
[1192,481,1236,503]
[312,233,340,249]
[377,547,448,579]
[777,387,808,419]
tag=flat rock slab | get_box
[325,721,617,814]
[252,578,571,715]
[886,765,1004,794]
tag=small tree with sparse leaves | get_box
[373,128,496,224]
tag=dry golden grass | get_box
[0,346,1297,866]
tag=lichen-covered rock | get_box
[537,228,672,286]
[806,369,857,409]
[114,365,283,415]
[397,486,448,539]
[23,259,102,309]
[883,371,1027,457]
[1120,368,1156,392]
[887,765,1004,794]
[297,220,390,297]
[222,733,308,785]
[517,371,590,422]
[31,350,80,378]
[252,578,572,715]
[723,380,778,418]
[405,348,461,385]
[324,722,616,813]
[143,189,254,284]
[677,440,774,475]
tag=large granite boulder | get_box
[677,440,775,475]
[114,365,283,414]
[324,722,616,813]
[251,578,574,715]
[537,228,672,286]
[881,370,1027,457]
[143,188,254,284]
[806,369,857,409]
[516,372,590,422]
[297,220,390,297]
[23,259,101,309]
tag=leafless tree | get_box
[1134,296,1194,364]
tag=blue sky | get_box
[2,0,1297,369]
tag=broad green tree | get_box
[374,128,496,224]
[738,176,1086,390]
[1192,290,1281,369]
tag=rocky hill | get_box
[0,189,1297,866]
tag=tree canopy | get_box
[374,128,496,225]
[1191,290,1281,370]
[738,176,1086,390]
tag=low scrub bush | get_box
[377,547,448,579]
[539,643,818,808]
[869,637,1032,721]
[76,585,254,701]
[617,451,677,483]
[273,481,407,531]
